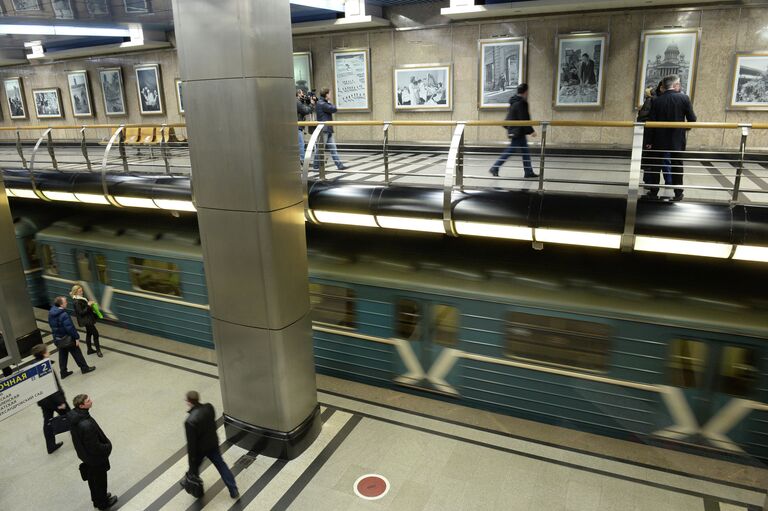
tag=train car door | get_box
[393,298,461,396]
[75,250,110,303]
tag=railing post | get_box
[443,122,466,237]
[319,129,327,181]
[301,122,326,224]
[383,122,391,185]
[15,129,26,169]
[28,128,55,201]
[46,128,58,171]
[160,124,171,175]
[101,126,125,207]
[118,124,128,173]
[80,126,92,171]
[621,122,645,252]
[732,124,750,203]
[537,121,549,192]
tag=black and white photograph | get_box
[555,33,608,108]
[99,68,126,116]
[637,28,700,108]
[293,52,312,93]
[332,48,370,112]
[175,79,184,115]
[51,0,75,19]
[67,71,93,117]
[729,52,768,110]
[124,0,149,14]
[478,37,526,109]
[85,0,109,15]
[4,77,27,119]
[135,64,164,115]
[11,0,41,12]
[32,88,63,119]
[394,65,452,111]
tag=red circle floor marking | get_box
[353,474,390,500]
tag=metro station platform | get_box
[1,314,766,511]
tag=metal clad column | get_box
[171,0,320,458]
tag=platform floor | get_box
[1,316,767,511]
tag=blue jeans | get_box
[194,448,237,494]
[491,137,534,176]
[660,152,674,185]
[313,131,343,170]
[298,129,305,165]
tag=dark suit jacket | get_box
[648,90,697,151]
[185,403,219,472]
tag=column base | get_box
[224,404,321,459]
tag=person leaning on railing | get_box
[313,88,348,171]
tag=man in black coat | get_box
[297,89,315,167]
[489,83,537,178]
[647,74,697,200]
[185,390,239,499]
[69,394,117,510]
[48,295,95,378]
[31,343,69,454]
[579,53,596,85]
[313,88,347,171]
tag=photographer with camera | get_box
[313,88,347,171]
[297,89,315,167]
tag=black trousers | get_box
[85,324,100,352]
[642,150,684,196]
[42,405,70,452]
[59,344,88,373]
[86,465,109,508]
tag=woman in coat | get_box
[71,285,102,357]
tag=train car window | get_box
[432,305,459,347]
[25,240,41,268]
[504,312,612,372]
[76,251,94,282]
[95,254,110,285]
[41,245,59,276]
[128,257,182,297]
[667,339,708,389]
[719,346,758,398]
[396,300,421,341]
[309,283,356,329]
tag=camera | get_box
[300,90,317,105]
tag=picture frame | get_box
[554,33,608,109]
[85,0,109,15]
[175,79,184,115]
[4,77,28,119]
[32,88,63,119]
[99,67,127,116]
[478,37,527,109]
[636,28,700,108]
[728,52,768,111]
[67,70,93,117]
[393,64,452,112]
[332,48,371,112]
[51,0,74,19]
[11,0,41,12]
[293,52,313,93]
[124,0,149,14]
[134,64,164,115]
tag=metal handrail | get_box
[301,122,325,223]
[443,122,466,237]
[27,128,54,201]
[101,126,125,208]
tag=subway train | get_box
[12,206,768,464]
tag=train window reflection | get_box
[396,299,421,341]
[432,305,459,347]
[128,257,182,297]
[309,283,356,329]
[25,240,41,268]
[42,245,59,276]
[95,254,110,286]
[668,339,707,388]
[504,312,612,372]
[719,346,758,398]
[77,251,93,282]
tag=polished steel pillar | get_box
[171,0,320,458]
[0,171,42,370]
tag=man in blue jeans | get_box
[314,88,348,171]
[184,391,239,499]
[489,83,538,178]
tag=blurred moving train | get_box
[11,206,768,463]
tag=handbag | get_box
[181,472,204,499]
[48,414,71,434]
[54,335,74,349]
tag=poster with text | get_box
[332,49,370,112]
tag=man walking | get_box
[32,343,69,454]
[647,74,697,201]
[70,394,117,510]
[489,83,537,178]
[48,296,95,378]
[184,391,239,499]
[313,88,348,171]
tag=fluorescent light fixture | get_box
[154,199,197,212]
[0,24,131,37]
[8,188,39,199]
[733,245,768,263]
[290,0,346,11]
[455,221,532,241]
[634,236,733,259]
[41,191,79,202]
[74,193,110,205]
[114,196,158,209]
[535,228,622,249]
[313,210,378,227]
[5,188,15,197]
[376,215,445,234]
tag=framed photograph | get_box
[85,0,109,15]
[51,0,74,18]
[33,88,63,119]
[4,77,27,119]
[135,64,164,115]
[293,52,313,93]
[99,67,126,116]
[12,0,41,11]
[332,48,371,112]
[636,28,700,108]
[67,71,93,117]
[394,65,452,111]
[175,79,184,115]
[728,52,768,111]
[554,33,608,108]
[124,0,149,14]
[478,37,526,109]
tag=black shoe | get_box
[97,494,118,510]
[87,349,96,355]
[61,370,73,379]
[489,169,499,177]
[230,489,240,500]
[337,165,348,170]
[47,442,63,454]
[672,193,684,202]
[524,173,539,178]
[82,366,96,374]
[97,351,104,358]
[641,191,659,200]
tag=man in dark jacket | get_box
[647,74,697,201]
[31,343,69,454]
[313,88,347,171]
[48,296,95,378]
[297,89,315,166]
[579,53,596,85]
[489,83,537,178]
[70,394,117,510]
[184,390,239,499]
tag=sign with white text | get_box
[0,360,57,422]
